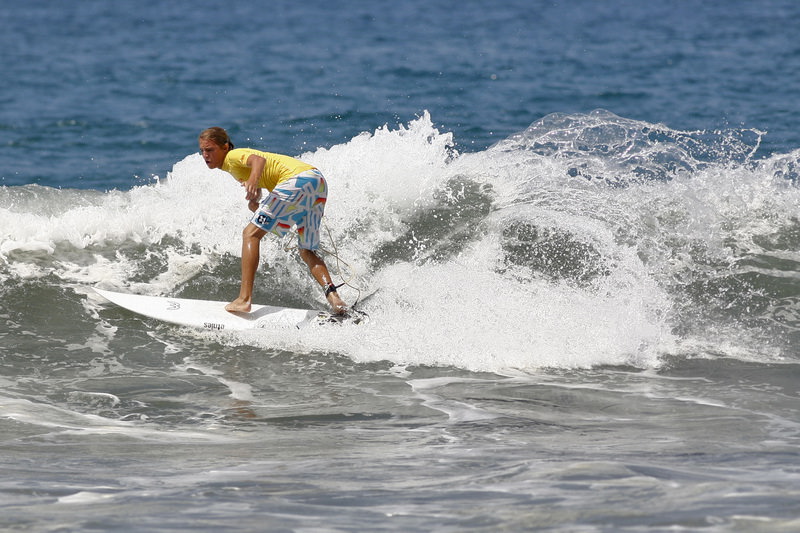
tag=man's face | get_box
[199,139,228,169]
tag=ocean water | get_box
[2,0,800,531]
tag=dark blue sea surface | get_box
[2,1,800,531]
[3,0,800,188]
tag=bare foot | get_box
[326,292,349,316]
[225,297,252,313]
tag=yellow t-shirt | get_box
[221,148,315,191]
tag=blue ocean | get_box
[2,1,799,531]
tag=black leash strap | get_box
[324,282,344,297]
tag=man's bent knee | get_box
[243,223,267,240]
[299,248,320,263]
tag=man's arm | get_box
[243,154,266,202]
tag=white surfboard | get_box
[94,288,327,331]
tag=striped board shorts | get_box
[251,168,328,250]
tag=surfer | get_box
[198,127,348,315]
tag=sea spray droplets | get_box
[492,109,764,185]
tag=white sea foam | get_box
[2,113,798,371]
